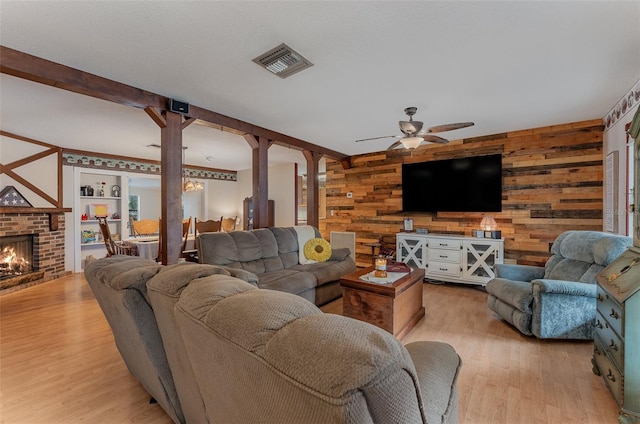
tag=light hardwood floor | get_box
[1,274,619,424]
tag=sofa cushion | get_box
[270,227,321,269]
[291,259,357,286]
[544,257,592,283]
[256,269,317,294]
[545,231,632,283]
[177,281,414,397]
[269,227,299,254]
[198,231,285,274]
[148,263,231,297]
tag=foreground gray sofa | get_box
[86,256,462,424]
[486,230,632,339]
[197,226,356,306]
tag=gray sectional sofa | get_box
[197,226,356,306]
[85,256,462,424]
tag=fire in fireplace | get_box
[0,235,34,280]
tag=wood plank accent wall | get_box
[321,119,604,267]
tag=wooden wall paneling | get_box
[322,119,604,267]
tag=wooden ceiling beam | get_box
[187,106,351,163]
[0,46,168,109]
[0,45,352,165]
[144,107,166,128]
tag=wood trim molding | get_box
[0,130,64,208]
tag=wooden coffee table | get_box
[340,266,425,339]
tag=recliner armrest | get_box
[531,279,597,297]
[495,264,544,281]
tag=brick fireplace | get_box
[0,212,68,293]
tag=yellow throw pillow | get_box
[303,238,332,263]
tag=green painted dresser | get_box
[592,246,640,424]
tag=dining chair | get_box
[97,217,137,257]
[132,219,160,237]
[221,216,237,232]
[156,218,163,262]
[182,217,192,252]
[183,217,222,263]
[181,217,199,262]
[194,217,222,236]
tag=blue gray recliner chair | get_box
[486,231,632,339]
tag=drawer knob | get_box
[596,320,604,329]
[609,339,619,351]
[606,369,616,382]
[609,309,620,320]
[597,294,604,302]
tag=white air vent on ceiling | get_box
[253,43,313,79]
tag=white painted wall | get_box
[603,78,640,236]
[236,163,297,227]
[130,187,161,220]
[204,179,241,222]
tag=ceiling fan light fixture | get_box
[401,137,423,149]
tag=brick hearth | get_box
[0,213,68,293]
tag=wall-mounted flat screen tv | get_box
[402,154,502,212]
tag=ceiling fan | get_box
[355,107,474,150]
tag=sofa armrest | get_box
[405,341,461,424]
[495,264,545,281]
[329,247,351,261]
[531,279,597,297]
[224,267,259,287]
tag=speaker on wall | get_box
[170,99,190,114]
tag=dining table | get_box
[129,235,196,261]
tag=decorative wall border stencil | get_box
[604,79,640,131]
[62,152,237,181]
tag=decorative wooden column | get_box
[303,150,322,228]
[160,110,183,265]
[244,135,272,229]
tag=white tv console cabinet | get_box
[396,233,504,286]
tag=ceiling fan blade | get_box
[423,134,449,144]
[355,135,399,143]
[427,122,475,133]
[387,140,403,150]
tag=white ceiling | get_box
[1,1,639,172]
